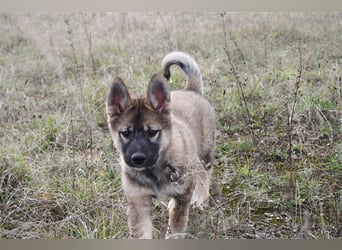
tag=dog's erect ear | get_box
[147,74,170,113]
[107,77,131,116]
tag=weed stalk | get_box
[220,13,256,144]
[81,13,97,77]
[286,41,303,234]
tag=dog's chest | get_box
[126,164,187,197]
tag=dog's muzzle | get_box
[131,152,146,166]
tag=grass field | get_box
[0,12,341,239]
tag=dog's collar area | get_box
[169,168,180,182]
[163,163,180,183]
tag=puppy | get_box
[106,51,216,238]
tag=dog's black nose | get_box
[131,152,146,166]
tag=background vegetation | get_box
[0,12,341,239]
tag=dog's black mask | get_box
[120,128,160,169]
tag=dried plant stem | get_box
[287,41,303,169]
[287,42,303,233]
[81,13,97,77]
[220,13,255,142]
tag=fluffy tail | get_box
[161,51,203,95]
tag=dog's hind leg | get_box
[190,168,211,210]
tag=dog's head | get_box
[106,74,171,170]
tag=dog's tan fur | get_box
[106,51,216,238]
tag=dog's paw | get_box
[190,191,209,210]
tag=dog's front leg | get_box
[168,190,192,235]
[126,194,153,239]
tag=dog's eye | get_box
[146,129,160,139]
[120,130,132,140]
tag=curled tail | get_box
[161,51,203,95]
